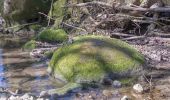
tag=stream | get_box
[0,35,62,97]
[0,33,168,100]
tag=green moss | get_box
[49,35,145,83]
[119,77,136,86]
[44,51,54,58]
[48,82,81,96]
[38,29,68,43]
[51,0,67,28]
[23,40,36,50]
[29,24,42,32]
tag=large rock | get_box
[48,35,145,83]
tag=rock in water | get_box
[47,35,145,95]
[49,36,145,83]
[133,83,144,93]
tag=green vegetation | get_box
[44,51,54,58]
[38,29,68,43]
[119,77,136,86]
[23,40,36,50]
[51,0,67,28]
[48,82,81,95]
[49,35,145,83]
[29,24,42,32]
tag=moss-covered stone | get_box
[23,40,36,50]
[51,0,67,28]
[38,29,68,43]
[49,35,145,84]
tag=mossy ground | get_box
[49,35,145,83]
[38,29,68,43]
[23,40,36,50]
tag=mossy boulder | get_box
[23,40,36,51]
[38,29,68,43]
[49,35,145,84]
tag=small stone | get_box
[112,80,122,88]
[133,84,144,93]
[15,89,22,94]
[121,95,130,100]
[37,98,44,100]
[9,95,17,100]
[29,96,34,100]
[39,91,49,97]
[21,93,30,99]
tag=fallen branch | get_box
[122,36,146,41]
[111,32,136,37]
[118,6,170,12]
[65,1,112,8]
[150,33,170,38]
[62,22,87,32]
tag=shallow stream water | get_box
[0,35,63,96]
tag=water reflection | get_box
[0,49,7,87]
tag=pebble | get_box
[39,91,49,97]
[112,80,122,88]
[121,95,130,100]
[133,84,144,93]
[21,93,30,99]
[9,95,18,100]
